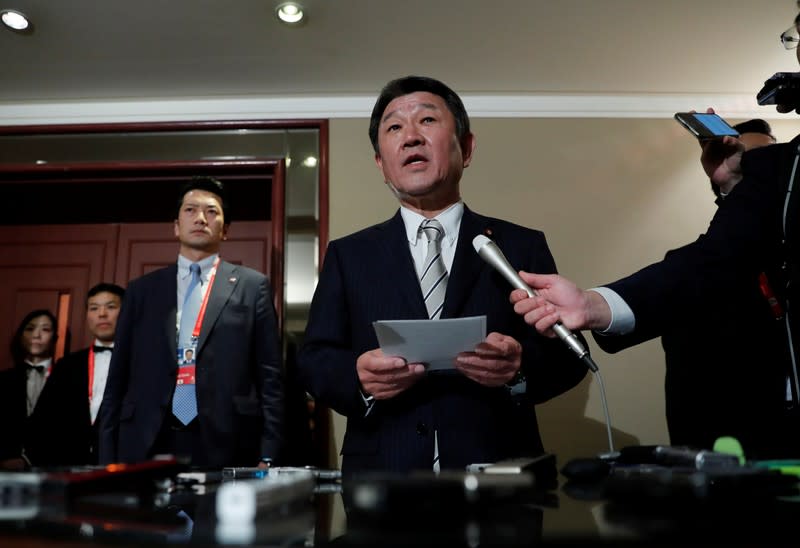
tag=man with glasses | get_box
[510,8,800,459]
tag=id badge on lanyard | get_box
[176,343,197,385]
[176,258,219,386]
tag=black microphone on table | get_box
[471,234,598,372]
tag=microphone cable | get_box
[472,234,615,454]
[592,366,615,454]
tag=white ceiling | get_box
[0,0,798,120]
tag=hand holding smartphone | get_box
[674,112,739,141]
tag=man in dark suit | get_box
[585,121,790,458]
[297,76,588,477]
[512,134,798,458]
[510,12,800,457]
[27,283,125,466]
[98,177,284,469]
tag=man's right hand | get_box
[510,272,612,335]
[356,348,425,400]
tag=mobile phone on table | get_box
[674,112,739,141]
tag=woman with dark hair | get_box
[0,309,58,469]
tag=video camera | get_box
[757,72,800,109]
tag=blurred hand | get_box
[455,332,521,387]
[701,135,745,193]
[692,107,744,193]
[0,458,27,471]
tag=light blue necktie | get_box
[172,263,202,424]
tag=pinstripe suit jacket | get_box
[297,206,587,476]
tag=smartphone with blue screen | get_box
[674,112,739,141]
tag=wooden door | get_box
[116,221,272,282]
[0,225,119,369]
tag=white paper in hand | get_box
[373,315,487,371]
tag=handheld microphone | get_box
[471,235,598,373]
[473,234,615,453]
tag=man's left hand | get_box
[455,332,521,387]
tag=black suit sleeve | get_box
[254,274,285,460]
[0,368,25,462]
[26,353,91,466]
[98,282,138,464]
[297,242,365,418]
[598,145,785,346]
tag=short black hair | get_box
[176,176,230,223]
[87,282,125,306]
[9,309,57,366]
[733,119,775,140]
[368,76,471,154]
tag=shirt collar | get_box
[400,201,464,246]
[177,253,219,280]
[24,357,52,368]
[92,339,114,349]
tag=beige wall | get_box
[326,116,798,466]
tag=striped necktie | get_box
[419,218,448,319]
[420,219,447,472]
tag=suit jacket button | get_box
[416,422,428,436]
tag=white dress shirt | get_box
[89,340,113,424]
[399,201,463,276]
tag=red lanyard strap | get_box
[88,347,96,401]
[758,271,784,320]
[190,257,220,340]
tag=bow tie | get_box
[93,346,113,353]
[26,363,46,373]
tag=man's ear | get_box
[173,219,180,239]
[461,132,477,168]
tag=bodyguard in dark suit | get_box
[27,283,125,466]
[98,177,284,468]
[297,76,587,476]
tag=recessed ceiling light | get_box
[1,9,31,32]
[276,2,305,25]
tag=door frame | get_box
[0,158,285,348]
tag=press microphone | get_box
[472,235,598,373]
[473,234,614,453]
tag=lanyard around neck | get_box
[188,257,220,340]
